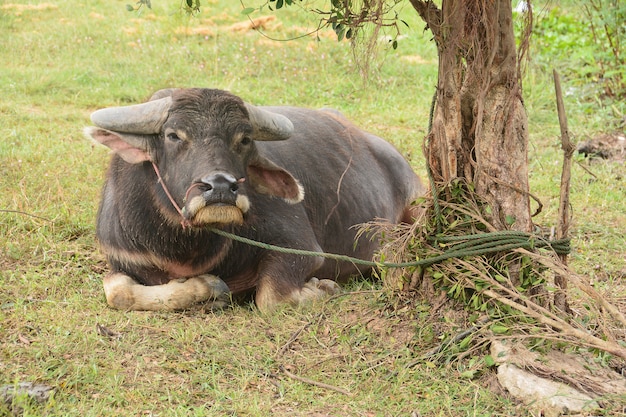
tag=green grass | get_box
[1,1,624,416]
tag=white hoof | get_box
[300,277,342,301]
[256,277,341,313]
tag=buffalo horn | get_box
[244,103,294,141]
[149,88,179,101]
[90,97,172,134]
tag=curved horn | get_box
[244,103,294,141]
[90,97,172,134]
[149,88,180,101]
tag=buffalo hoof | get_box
[195,274,231,310]
[103,273,230,311]
[303,277,342,298]
[255,277,341,313]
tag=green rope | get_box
[208,227,570,269]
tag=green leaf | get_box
[447,284,457,296]
[276,0,283,9]
[126,4,135,11]
[490,324,510,334]
[392,40,398,50]
[460,370,475,379]
[494,274,508,283]
[241,7,256,15]
[484,355,496,367]
[335,24,345,41]
[459,335,472,350]
[471,294,481,309]
[505,215,516,226]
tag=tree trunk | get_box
[411,0,532,234]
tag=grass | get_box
[0,0,624,416]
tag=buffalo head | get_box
[85,88,304,227]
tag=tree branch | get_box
[408,0,442,45]
[482,289,626,361]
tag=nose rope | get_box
[151,161,191,228]
[151,162,246,229]
[184,182,204,204]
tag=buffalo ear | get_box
[247,156,304,204]
[85,127,152,164]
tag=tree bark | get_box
[411,0,532,234]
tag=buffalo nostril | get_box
[200,173,240,197]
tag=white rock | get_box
[496,362,599,417]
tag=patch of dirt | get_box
[228,15,279,32]
[400,55,435,65]
[577,131,626,163]
[174,16,281,38]
[174,26,216,37]
[269,404,357,416]
[1,3,58,12]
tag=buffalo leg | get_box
[254,253,341,312]
[103,273,230,311]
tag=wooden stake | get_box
[553,69,575,314]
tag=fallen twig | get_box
[0,209,52,222]
[277,320,313,357]
[323,289,382,305]
[481,288,626,360]
[520,249,626,329]
[405,316,492,368]
[279,365,354,397]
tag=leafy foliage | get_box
[242,0,407,48]
[127,0,201,15]
[532,3,625,102]
[126,0,152,12]
[583,0,626,99]
[381,180,549,309]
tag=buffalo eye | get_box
[164,128,185,143]
[166,132,182,143]
[234,136,252,153]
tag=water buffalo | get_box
[85,88,424,312]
